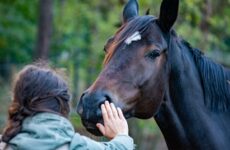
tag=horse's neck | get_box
[155,41,230,150]
[154,90,192,149]
[156,82,230,150]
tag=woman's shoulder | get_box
[22,112,74,131]
[7,113,76,150]
[21,112,75,137]
[24,112,72,126]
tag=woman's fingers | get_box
[101,104,108,122]
[103,101,123,120]
[104,101,113,118]
[96,123,105,135]
[110,103,118,118]
[117,107,125,120]
[98,102,128,138]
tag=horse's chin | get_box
[86,127,103,136]
[82,119,103,136]
[81,111,134,136]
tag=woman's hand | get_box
[96,101,128,139]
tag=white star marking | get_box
[125,31,141,45]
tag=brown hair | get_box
[1,63,71,143]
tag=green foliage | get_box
[0,0,38,63]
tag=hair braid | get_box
[2,101,31,142]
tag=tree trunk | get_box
[35,0,53,60]
[200,0,212,50]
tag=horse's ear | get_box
[157,0,179,33]
[123,0,139,23]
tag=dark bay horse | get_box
[77,0,230,149]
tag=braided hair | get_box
[2,63,71,143]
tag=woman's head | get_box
[2,63,71,142]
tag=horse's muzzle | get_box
[77,90,113,136]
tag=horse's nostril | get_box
[98,101,104,108]
[105,95,112,103]
[98,94,112,109]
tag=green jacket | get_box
[7,113,134,150]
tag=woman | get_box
[0,64,134,150]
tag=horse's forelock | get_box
[103,16,157,65]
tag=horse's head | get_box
[77,0,179,135]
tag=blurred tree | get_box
[35,0,53,60]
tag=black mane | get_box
[182,40,230,112]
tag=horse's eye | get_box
[145,49,160,59]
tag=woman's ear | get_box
[123,0,139,23]
[157,0,179,33]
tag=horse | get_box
[77,0,230,149]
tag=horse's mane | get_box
[182,40,230,112]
